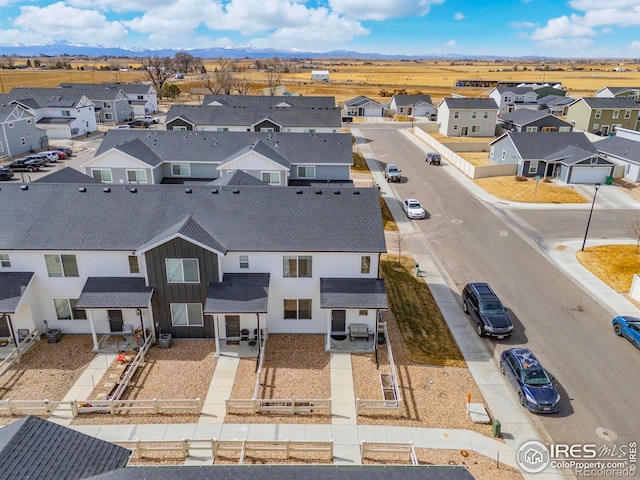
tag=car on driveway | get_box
[5,158,41,172]
[127,119,149,128]
[402,198,426,219]
[51,146,73,156]
[612,315,640,349]
[462,282,514,338]
[384,163,401,182]
[426,152,441,165]
[0,166,14,180]
[500,347,561,413]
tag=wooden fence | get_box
[109,330,154,401]
[361,442,418,465]
[225,398,332,415]
[0,328,40,377]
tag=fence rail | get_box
[226,398,332,415]
[109,331,154,401]
[0,328,40,377]
[361,441,418,465]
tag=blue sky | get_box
[0,0,639,57]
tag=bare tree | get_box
[208,57,237,94]
[141,56,174,96]
[174,51,195,75]
[263,58,283,95]
[626,217,640,253]
[395,231,407,265]
[233,76,251,95]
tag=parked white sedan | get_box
[402,198,426,219]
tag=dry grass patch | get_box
[429,132,495,144]
[381,197,399,231]
[577,244,640,292]
[474,176,588,203]
[458,152,492,166]
[352,151,370,172]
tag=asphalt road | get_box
[358,124,640,450]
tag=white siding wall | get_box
[220,151,290,172]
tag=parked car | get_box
[402,198,426,219]
[127,119,149,128]
[39,151,61,163]
[612,315,640,350]
[384,163,401,182]
[461,282,514,338]
[0,166,14,180]
[500,347,561,413]
[24,154,51,166]
[50,146,73,156]
[5,158,41,172]
[140,115,160,124]
[426,152,441,165]
[46,150,67,159]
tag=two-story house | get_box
[165,105,342,133]
[59,83,134,124]
[81,130,353,186]
[489,86,538,115]
[3,88,97,139]
[437,98,499,137]
[0,104,48,159]
[595,87,640,102]
[565,97,640,135]
[0,184,387,355]
[387,94,436,119]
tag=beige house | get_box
[437,98,498,137]
[565,97,640,136]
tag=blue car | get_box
[500,348,561,414]
[612,316,640,350]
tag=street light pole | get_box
[581,183,601,252]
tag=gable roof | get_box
[0,272,33,314]
[594,136,640,165]
[33,167,101,184]
[58,83,125,100]
[0,184,386,254]
[596,86,640,96]
[440,98,498,110]
[209,170,269,186]
[6,88,88,109]
[492,132,598,160]
[391,94,434,107]
[574,97,640,109]
[0,415,130,480]
[203,94,335,108]
[165,105,341,129]
[493,86,536,95]
[0,104,32,123]
[537,95,574,107]
[499,109,570,127]
[343,96,382,107]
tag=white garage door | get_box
[569,166,611,184]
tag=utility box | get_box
[47,329,62,343]
[492,419,501,437]
[159,333,172,349]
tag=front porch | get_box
[327,333,376,353]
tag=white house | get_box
[311,70,330,82]
[437,98,499,137]
[387,94,436,119]
[343,96,384,118]
[489,86,538,115]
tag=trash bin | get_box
[492,418,501,438]
[605,176,613,185]
[46,329,62,343]
[159,333,172,349]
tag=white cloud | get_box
[509,21,538,28]
[124,0,223,36]
[533,37,593,49]
[328,0,444,21]
[531,15,596,40]
[630,40,640,49]
[13,2,128,44]
[453,12,465,20]
[569,0,639,9]
[444,40,457,47]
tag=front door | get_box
[0,315,10,338]
[225,315,240,338]
[108,310,124,332]
[331,310,346,334]
[460,126,469,136]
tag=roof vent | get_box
[20,184,28,191]
[232,189,240,194]
[353,190,360,195]
[333,190,341,195]
[129,187,137,193]
[78,187,86,192]
[296,189,303,194]
[185,188,192,194]
[315,189,322,194]
[103,187,111,193]
[211,189,219,194]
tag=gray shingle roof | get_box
[544,145,599,165]
[204,273,270,313]
[85,465,475,480]
[209,170,269,186]
[441,98,498,110]
[0,104,27,123]
[93,130,352,168]
[578,97,640,109]
[166,105,342,129]
[320,278,388,309]
[391,94,433,107]
[0,272,33,314]
[493,132,598,160]
[344,96,382,107]
[203,94,336,108]
[594,136,640,165]
[499,109,570,128]
[7,88,88,109]
[33,167,101,184]
[537,95,574,106]
[494,86,536,95]
[76,277,154,309]
[58,83,124,100]
[0,184,386,254]
[0,415,130,480]
[220,140,291,169]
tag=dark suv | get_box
[462,283,514,338]
[426,152,441,165]
[5,158,41,172]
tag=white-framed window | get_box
[471,111,477,119]
[625,110,632,119]
[217,127,229,132]
[471,125,480,133]
[104,113,113,121]
[127,169,147,183]
[20,137,26,146]
[0,254,10,268]
[54,298,87,320]
[559,126,571,132]
[260,127,275,132]
[528,161,538,174]
[91,168,112,183]
[239,255,249,269]
[129,256,139,274]
[595,109,601,119]
[171,303,204,326]
[137,95,144,100]
[593,123,600,131]
[297,166,315,178]
[361,256,371,274]
[283,255,312,278]
[613,110,619,119]
[501,151,507,161]
[104,102,112,109]
[489,146,495,159]
[453,111,459,118]
[62,110,71,117]
[261,171,280,185]
[165,258,199,283]
[526,126,538,132]
[283,299,312,320]
[359,310,368,316]
[45,254,79,277]
[173,126,188,131]
[171,164,190,177]
[483,111,489,119]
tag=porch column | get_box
[213,315,221,356]
[86,310,99,351]
[325,311,331,350]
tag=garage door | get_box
[569,166,611,184]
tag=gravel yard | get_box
[0,335,95,425]
[72,339,217,425]
[226,334,331,424]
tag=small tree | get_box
[141,56,174,95]
[626,217,640,253]
[395,231,407,265]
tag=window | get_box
[625,110,632,119]
[173,126,188,131]
[261,171,280,185]
[166,258,199,283]
[593,123,600,131]
[489,146,495,159]
[0,254,10,268]
[128,256,139,274]
[260,127,275,132]
[62,110,71,117]
[283,255,312,278]
[613,110,619,119]
[137,95,144,100]
[559,126,571,132]
[359,310,368,316]
[45,254,79,277]
[528,161,538,174]
[104,113,113,121]
[0,141,3,153]
[595,109,601,119]
[239,255,249,269]
[526,126,538,132]
[501,151,507,161]
[104,102,112,109]
[483,111,489,119]
[471,125,480,133]
[127,169,147,183]
[303,128,317,134]
[54,299,86,320]
[217,127,229,132]
[453,111,459,118]
[361,256,371,274]
[297,166,315,178]
[171,164,190,176]
[472,111,477,118]
[171,303,204,326]
[92,169,112,183]
[283,299,312,320]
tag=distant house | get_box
[595,86,640,102]
[489,131,616,183]
[311,70,330,82]
[3,88,97,139]
[594,132,640,181]
[489,86,538,115]
[59,83,134,124]
[202,94,336,109]
[387,94,435,118]
[0,104,47,159]
[342,96,384,118]
[537,95,574,116]
[497,109,573,133]
[437,98,498,137]
[565,97,640,135]
[165,105,341,133]
[59,82,158,117]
